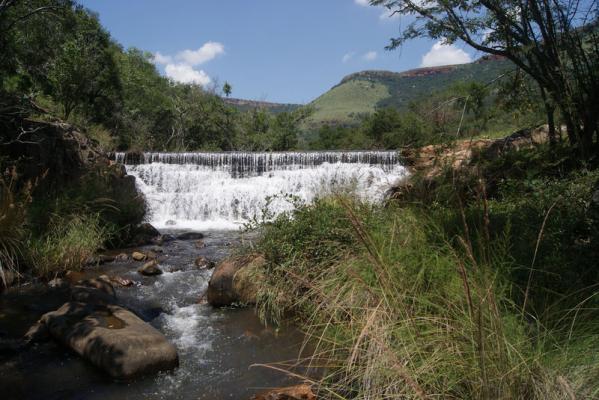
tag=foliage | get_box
[372,0,599,156]
[0,169,31,286]
[29,212,112,276]
[249,142,599,398]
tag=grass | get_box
[29,213,113,277]
[305,80,390,127]
[0,171,30,287]
[247,143,599,399]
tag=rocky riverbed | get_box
[0,230,310,399]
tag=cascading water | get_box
[117,151,408,230]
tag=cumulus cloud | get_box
[175,41,225,66]
[355,0,370,6]
[420,41,472,67]
[165,63,212,86]
[362,51,377,61]
[152,41,224,87]
[152,51,172,65]
[342,52,355,63]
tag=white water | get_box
[118,151,407,230]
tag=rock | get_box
[78,277,116,297]
[131,251,146,261]
[85,254,116,266]
[40,302,179,379]
[176,232,204,241]
[24,321,50,344]
[48,278,70,290]
[207,254,266,307]
[109,275,134,287]
[165,220,177,226]
[150,246,164,253]
[115,253,129,262]
[194,240,206,249]
[194,256,215,270]
[146,250,159,260]
[65,270,85,284]
[251,384,316,400]
[129,223,161,246]
[138,261,163,276]
[71,286,117,306]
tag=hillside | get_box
[306,55,513,128]
[224,98,301,114]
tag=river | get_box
[0,151,406,399]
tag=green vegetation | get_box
[249,144,599,398]
[307,79,390,126]
[305,57,512,128]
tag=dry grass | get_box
[253,196,599,399]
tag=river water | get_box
[0,151,406,399]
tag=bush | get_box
[251,190,599,399]
[29,213,113,276]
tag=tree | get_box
[222,81,232,98]
[47,9,121,121]
[371,0,599,156]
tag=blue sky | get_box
[80,0,477,104]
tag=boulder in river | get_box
[129,223,161,247]
[138,260,163,276]
[40,302,179,379]
[207,254,266,307]
[131,251,146,261]
[250,384,316,400]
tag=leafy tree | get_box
[372,0,599,156]
[222,81,232,98]
[47,9,121,121]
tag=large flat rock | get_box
[41,302,178,379]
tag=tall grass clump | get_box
[253,193,599,399]
[0,170,31,287]
[30,213,113,277]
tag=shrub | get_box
[251,194,599,399]
[29,213,113,276]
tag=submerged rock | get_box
[207,254,265,307]
[114,253,129,262]
[194,256,215,270]
[194,239,206,249]
[40,302,179,379]
[176,232,204,241]
[108,275,134,287]
[251,384,316,400]
[138,261,163,276]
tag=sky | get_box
[80,0,478,104]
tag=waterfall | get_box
[117,151,407,231]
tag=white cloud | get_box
[152,41,225,87]
[355,0,370,6]
[176,41,225,66]
[342,52,355,63]
[165,63,212,86]
[152,52,172,65]
[362,51,377,61]
[420,41,472,67]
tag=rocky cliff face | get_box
[2,118,147,244]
